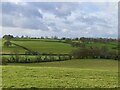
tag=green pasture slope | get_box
[2,39,77,54]
[2,38,118,54]
[2,39,25,54]
[2,59,118,88]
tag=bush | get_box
[72,46,118,60]
[35,56,42,62]
[4,41,12,47]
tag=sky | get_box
[0,0,118,38]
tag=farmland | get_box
[2,38,118,54]
[1,38,119,88]
[2,59,118,88]
[2,39,77,54]
[1,1,119,89]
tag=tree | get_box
[15,36,19,38]
[3,35,13,47]
[101,46,108,52]
[61,37,66,40]
[3,35,14,41]
[4,41,12,47]
[45,36,48,39]
[74,37,79,41]
[53,36,58,39]
[21,36,24,38]
[41,36,44,39]
[12,49,20,63]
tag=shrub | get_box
[72,46,118,60]
[2,57,8,65]
[4,41,12,47]
[35,56,42,62]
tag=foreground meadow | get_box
[2,59,118,88]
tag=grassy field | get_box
[12,40,75,54]
[2,39,77,54]
[1,38,118,88]
[85,42,118,52]
[2,38,118,54]
[2,59,118,88]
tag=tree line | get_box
[72,46,119,60]
[2,34,119,41]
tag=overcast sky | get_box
[0,1,118,38]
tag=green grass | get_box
[2,39,26,54]
[12,40,75,54]
[2,45,26,54]
[84,42,118,51]
[2,39,77,54]
[2,38,118,54]
[2,59,118,88]
[1,39,118,88]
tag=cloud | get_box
[2,2,43,18]
[1,2,118,38]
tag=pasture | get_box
[1,38,119,88]
[2,39,77,54]
[2,59,118,88]
[2,38,118,54]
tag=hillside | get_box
[2,39,77,54]
[2,38,118,54]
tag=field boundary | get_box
[1,53,72,56]
[12,43,34,53]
